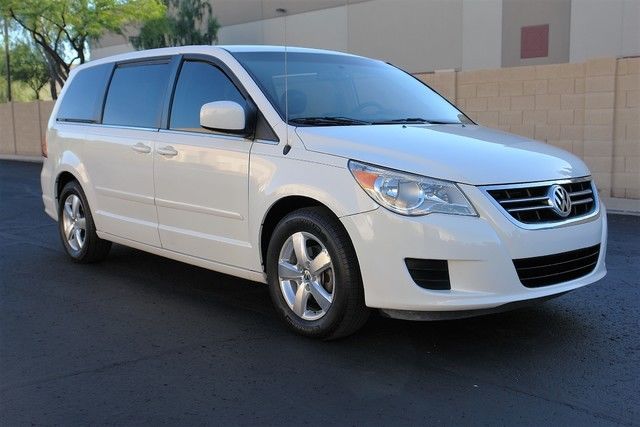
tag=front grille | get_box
[486,178,596,224]
[513,244,600,288]
[405,259,451,290]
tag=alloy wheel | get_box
[62,194,86,252]
[277,231,335,321]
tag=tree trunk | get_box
[3,17,12,102]
[44,55,58,100]
[48,78,57,100]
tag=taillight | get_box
[41,134,48,157]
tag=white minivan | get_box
[41,46,607,338]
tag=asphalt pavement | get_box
[1,160,639,425]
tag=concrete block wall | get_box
[416,57,640,199]
[0,101,54,157]
[614,58,640,199]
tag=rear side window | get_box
[103,62,171,128]
[57,64,111,123]
[170,61,245,132]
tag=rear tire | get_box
[266,207,369,339]
[58,180,111,263]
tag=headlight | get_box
[348,160,477,216]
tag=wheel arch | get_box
[52,148,97,211]
[55,170,80,202]
[53,149,91,201]
[259,196,360,274]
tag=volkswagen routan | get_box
[41,46,607,338]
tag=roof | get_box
[221,45,357,56]
[80,45,360,72]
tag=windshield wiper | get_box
[372,118,459,125]
[289,116,371,126]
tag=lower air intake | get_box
[405,259,451,290]
[513,244,600,288]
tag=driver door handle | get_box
[157,145,178,157]
[131,142,151,154]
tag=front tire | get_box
[266,207,369,339]
[58,180,111,263]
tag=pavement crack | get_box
[0,231,61,252]
[418,362,635,426]
[0,335,273,394]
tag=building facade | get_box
[87,0,640,202]
[91,0,639,73]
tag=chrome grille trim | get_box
[572,197,593,206]
[480,177,600,230]
[508,205,553,213]
[570,189,592,197]
[499,195,549,204]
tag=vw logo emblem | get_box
[548,184,572,217]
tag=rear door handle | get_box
[157,145,178,157]
[132,142,151,154]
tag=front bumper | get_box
[340,183,607,313]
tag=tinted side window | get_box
[170,61,245,132]
[57,64,111,123]
[103,62,171,128]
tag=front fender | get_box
[250,147,376,215]
[248,142,378,269]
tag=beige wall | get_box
[2,56,638,199]
[416,56,640,199]
[614,57,640,199]
[0,101,54,157]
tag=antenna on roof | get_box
[276,8,291,155]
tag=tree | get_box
[11,42,48,99]
[0,54,7,102]
[131,0,219,50]
[1,0,166,98]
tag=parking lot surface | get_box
[1,160,639,425]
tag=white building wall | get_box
[218,0,502,72]
[285,6,349,51]
[462,0,502,70]
[217,20,264,45]
[90,32,135,61]
[346,0,463,72]
[92,0,638,69]
[218,7,348,52]
[570,0,640,63]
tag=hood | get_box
[295,124,590,185]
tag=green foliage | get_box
[0,42,53,102]
[2,0,167,45]
[132,15,173,50]
[11,42,49,99]
[0,76,50,103]
[1,0,166,97]
[131,0,219,50]
[0,73,6,102]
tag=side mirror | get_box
[200,101,250,135]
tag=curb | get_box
[603,198,640,216]
[0,154,43,163]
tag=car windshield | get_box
[231,51,470,126]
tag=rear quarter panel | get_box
[42,123,95,222]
